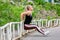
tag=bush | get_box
[54,4,60,16]
[26,1,34,5]
[41,2,60,16]
[0,2,24,26]
[33,0,45,5]
[1,0,60,26]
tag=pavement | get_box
[21,26,60,40]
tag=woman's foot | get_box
[43,31,50,35]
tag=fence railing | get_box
[0,19,60,40]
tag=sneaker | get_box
[44,31,50,35]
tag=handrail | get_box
[0,19,60,40]
[0,19,60,30]
[0,23,10,29]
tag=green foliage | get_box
[26,2,34,5]
[0,2,24,26]
[54,4,60,16]
[47,16,51,20]
[33,0,60,16]
[43,3,52,10]
[33,0,45,5]
[54,0,60,2]
[0,0,60,26]
[44,3,60,16]
[47,16,56,20]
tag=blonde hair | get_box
[25,5,32,11]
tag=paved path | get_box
[22,27,60,40]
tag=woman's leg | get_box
[24,24,44,35]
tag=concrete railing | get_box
[0,19,60,40]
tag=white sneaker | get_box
[44,31,50,35]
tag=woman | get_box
[21,5,49,35]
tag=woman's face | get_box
[29,6,33,11]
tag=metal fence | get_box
[0,19,60,40]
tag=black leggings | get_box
[24,24,44,34]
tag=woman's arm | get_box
[21,13,25,21]
[20,11,32,21]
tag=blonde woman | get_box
[21,5,49,35]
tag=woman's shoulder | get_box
[21,11,31,15]
[21,12,26,15]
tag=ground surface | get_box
[21,26,60,40]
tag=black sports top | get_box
[24,15,32,24]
